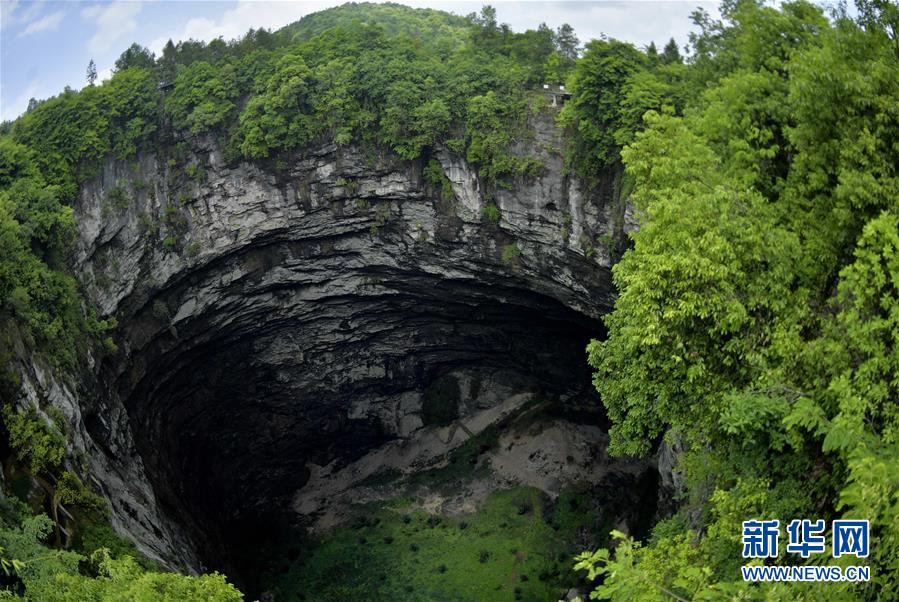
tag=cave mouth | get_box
[109,262,615,589]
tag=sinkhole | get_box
[80,226,659,594]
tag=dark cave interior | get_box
[93,256,622,588]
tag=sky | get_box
[0,0,722,122]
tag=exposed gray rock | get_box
[12,112,630,574]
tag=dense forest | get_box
[0,0,897,599]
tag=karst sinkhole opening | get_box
[87,267,639,592]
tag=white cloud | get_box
[1,81,39,123]
[1,0,45,31]
[81,1,143,54]
[19,10,64,37]
[0,1,19,29]
[96,67,114,83]
[160,0,332,48]
[147,35,170,57]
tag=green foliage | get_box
[573,474,858,600]
[558,28,693,200]
[13,67,158,182]
[0,523,242,601]
[280,2,470,44]
[0,140,89,368]
[235,53,316,158]
[114,43,156,72]
[482,202,501,222]
[0,490,242,600]
[590,109,804,456]
[54,472,106,516]
[585,2,899,598]
[185,240,202,257]
[165,61,238,134]
[55,552,242,601]
[1,66,156,369]
[422,159,454,201]
[73,520,140,564]
[465,90,543,184]
[2,406,66,476]
[229,13,543,184]
[559,38,646,181]
[368,203,391,236]
[797,212,899,590]
[104,183,129,212]
[184,163,207,183]
[161,205,189,252]
[501,243,521,265]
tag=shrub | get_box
[482,203,501,222]
[501,243,520,264]
[2,406,66,475]
[422,159,454,201]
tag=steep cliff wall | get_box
[11,112,626,573]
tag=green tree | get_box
[470,5,501,51]
[583,3,899,598]
[559,38,646,180]
[0,514,243,600]
[165,61,239,134]
[235,54,315,158]
[660,37,681,64]
[113,43,155,72]
[645,41,659,65]
[86,60,97,87]
[554,23,580,60]
[2,406,66,475]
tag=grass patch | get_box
[501,243,521,265]
[482,203,501,223]
[71,516,159,570]
[258,487,596,601]
[407,424,500,490]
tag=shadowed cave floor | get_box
[237,396,659,601]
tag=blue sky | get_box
[1,0,721,122]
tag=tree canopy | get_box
[583,1,899,598]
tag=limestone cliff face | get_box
[11,112,623,571]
